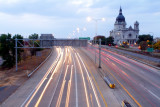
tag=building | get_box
[110,7,139,45]
[40,34,54,47]
[154,37,160,43]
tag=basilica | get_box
[110,7,139,45]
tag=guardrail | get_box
[27,48,53,77]
[104,76,115,89]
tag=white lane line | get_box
[140,84,160,101]
[35,49,65,107]
[56,65,69,107]
[71,48,78,107]
[48,48,67,107]
[65,65,73,107]
[21,48,61,107]
[77,53,101,107]
[75,53,90,107]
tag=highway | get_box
[20,46,106,107]
[1,45,159,107]
[1,46,120,107]
[85,45,160,107]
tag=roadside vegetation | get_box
[0,33,51,87]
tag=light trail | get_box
[48,48,67,107]
[75,53,90,107]
[70,47,78,107]
[87,47,142,107]
[21,47,61,107]
[65,65,73,107]
[77,53,102,107]
[56,65,69,107]
[34,48,64,107]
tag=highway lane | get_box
[86,45,160,107]
[20,46,107,107]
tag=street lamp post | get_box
[149,32,154,55]
[87,17,105,64]
[99,39,101,68]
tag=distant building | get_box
[40,34,54,47]
[154,37,160,43]
[110,7,139,45]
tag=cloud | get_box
[0,0,160,38]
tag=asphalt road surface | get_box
[86,45,160,107]
[22,47,107,107]
[2,46,120,107]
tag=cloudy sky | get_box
[0,0,160,38]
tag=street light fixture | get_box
[86,16,105,64]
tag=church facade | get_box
[110,7,139,45]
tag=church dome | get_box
[116,7,125,22]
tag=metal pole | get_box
[99,39,101,68]
[95,39,96,64]
[15,38,18,71]
[95,20,98,64]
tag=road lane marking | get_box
[140,84,160,101]
[77,53,101,107]
[21,48,61,107]
[56,65,69,107]
[90,93,94,107]
[34,50,64,107]
[48,49,67,107]
[104,65,142,107]
[56,80,66,107]
[71,50,78,107]
[91,47,142,107]
[75,53,90,107]
[65,65,73,107]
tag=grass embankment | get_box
[0,49,51,87]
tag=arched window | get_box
[128,34,132,38]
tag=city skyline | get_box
[0,0,160,38]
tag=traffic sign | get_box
[79,37,90,40]
[147,48,153,52]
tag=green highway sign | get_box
[79,37,90,40]
[147,48,153,52]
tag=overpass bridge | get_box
[16,38,88,48]
[15,38,88,71]
[40,39,88,47]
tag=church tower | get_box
[114,7,126,30]
[134,21,139,30]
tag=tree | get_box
[28,34,42,56]
[137,34,153,44]
[29,33,39,39]
[153,41,160,51]
[93,35,105,45]
[105,36,114,46]
[0,34,24,68]
[0,34,14,68]
[140,41,148,51]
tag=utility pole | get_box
[95,39,96,64]
[15,38,18,71]
[99,39,101,68]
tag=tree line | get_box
[0,33,40,68]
